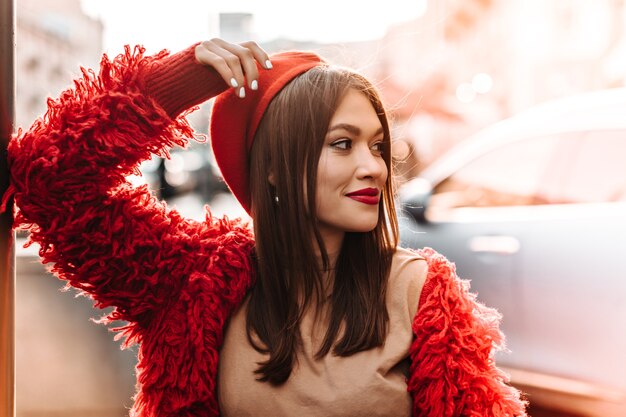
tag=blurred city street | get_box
[167,191,250,223]
[5,0,626,416]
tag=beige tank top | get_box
[217,247,426,417]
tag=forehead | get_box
[329,89,382,131]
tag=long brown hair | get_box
[247,65,399,385]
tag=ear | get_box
[268,170,276,186]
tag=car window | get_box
[551,129,626,203]
[429,135,564,212]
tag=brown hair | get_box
[247,65,398,385]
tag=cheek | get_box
[315,169,336,202]
[314,153,331,205]
[380,159,389,183]
[314,158,347,211]
[316,153,340,189]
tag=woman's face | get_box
[315,88,388,241]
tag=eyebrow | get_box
[327,123,384,137]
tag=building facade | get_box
[16,0,103,127]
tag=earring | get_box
[274,195,280,204]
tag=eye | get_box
[371,141,385,155]
[330,138,352,150]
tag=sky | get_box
[81,0,428,53]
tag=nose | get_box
[355,146,387,181]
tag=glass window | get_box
[429,135,564,211]
[553,129,626,203]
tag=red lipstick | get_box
[346,188,380,205]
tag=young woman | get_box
[4,39,527,416]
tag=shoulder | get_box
[392,246,467,318]
[406,246,507,359]
[403,246,464,313]
[389,246,428,319]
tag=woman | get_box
[4,39,527,416]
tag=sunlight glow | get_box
[456,82,476,103]
[472,73,493,94]
[80,0,429,53]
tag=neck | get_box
[314,229,344,271]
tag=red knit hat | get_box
[210,51,325,214]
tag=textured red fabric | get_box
[141,43,229,119]
[210,51,324,213]
[7,45,527,416]
[408,248,528,416]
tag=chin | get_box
[346,219,379,233]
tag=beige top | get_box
[217,247,427,417]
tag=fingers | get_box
[195,38,272,99]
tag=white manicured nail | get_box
[265,60,273,69]
[230,78,238,88]
[238,87,246,98]
[250,80,258,90]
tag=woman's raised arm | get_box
[5,39,268,330]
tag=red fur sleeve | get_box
[6,45,239,334]
[408,247,528,416]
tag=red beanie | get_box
[210,51,325,214]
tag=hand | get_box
[195,38,272,98]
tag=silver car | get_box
[398,88,626,416]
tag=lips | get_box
[346,188,380,205]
